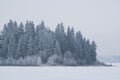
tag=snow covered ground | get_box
[0,64,120,80]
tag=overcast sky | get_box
[0,0,120,56]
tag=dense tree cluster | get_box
[0,20,97,66]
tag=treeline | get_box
[0,20,97,66]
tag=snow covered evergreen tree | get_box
[26,35,34,56]
[91,41,97,63]
[1,24,9,59]
[55,23,67,55]
[0,20,97,66]
[66,27,75,55]
[63,51,76,66]
[74,31,83,64]
[0,33,2,58]
[54,41,61,56]
[8,35,17,58]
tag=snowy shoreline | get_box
[0,66,120,80]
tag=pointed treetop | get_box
[57,24,60,26]
[91,41,96,47]
[14,21,18,27]
[9,19,13,24]
[19,22,24,27]
[41,20,45,26]
[40,21,45,29]
[8,19,13,26]
[61,22,63,26]
[76,31,82,38]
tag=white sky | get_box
[0,0,120,56]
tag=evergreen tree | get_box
[55,23,66,54]
[8,21,18,58]
[0,33,2,57]
[37,21,46,52]
[54,41,61,56]
[36,21,55,63]
[1,24,9,59]
[0,20,98,66]
[63,51,76,66]
[18,22,24,38]
[26,35,34,56]
[8,35,17,58]
[15,35,26,59]
[66,27,75,53]
[47,41,63,65]
[24,21,35,57]
[74,31,83,64]
[91,41,97,62]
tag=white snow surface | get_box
[0,65,120,80]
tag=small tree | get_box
[63,51,76,66]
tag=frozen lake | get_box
[0,65,120,80]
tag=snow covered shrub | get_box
[17,56,42,66]
[47,54,63,66]
[63,58,76,66]
[63,51,77,66]
[1,56,42,66]
[5,57,15,65]
[39,51,48,64]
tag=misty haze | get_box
[0,0,120,80]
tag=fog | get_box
[0,0,120,56]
